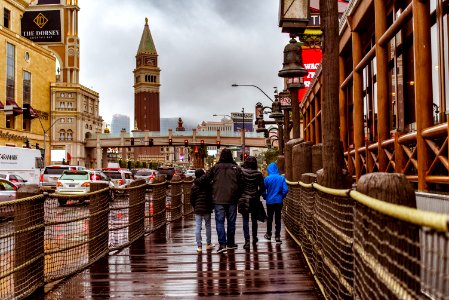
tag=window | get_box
[60,102,65,108]
[67,117,73,123]
[67,130,73,141]
[6,43,15,102]
[59,130,66,141]
[23,71,31,105]
[60,118,65,123]
[4,8,10,29]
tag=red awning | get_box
[23,104,39,119]
[6,100,23,116]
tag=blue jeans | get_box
[242,212,258,241]
[214,204,237,246]
[195,214,212,247]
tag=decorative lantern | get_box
[279,0,310,34]
[278,37,308,88]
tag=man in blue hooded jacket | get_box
[262,162,288,243]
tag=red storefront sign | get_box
[298,48,322,102]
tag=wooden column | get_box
[339,56,348,151]
[413,0,433,191]
[352,31,364,181]
[316,92,322,143]
[375,0,390,172]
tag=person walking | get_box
[238,156,265,249]
[190,169,214,253]
[262,162,288,244]
[197,148,244,253]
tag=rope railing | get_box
[0,178,193,299]
[284,178,449,300]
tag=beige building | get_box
[0,0,55,161]
[24,0,103,167]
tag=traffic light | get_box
[148,138,153,146]
[200,140,205,146]
[25,139,30,148]
[243,153,248,160]
[35,143,39,149]
[216,141,221,149]
[131,137,135,146]
[184,139,188,147]
[169,138,173,146]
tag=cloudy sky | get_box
[78,0,287,128]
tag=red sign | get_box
[298,48,322,102]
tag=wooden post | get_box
[128,180,146,243]
[352,30,364,181]
[297,141,313,175]
[89,183,109,263]
[413,0,433,191]
[276,155,285,175]
[14,185,44,298]
[339,56,348,151]
[285,138,303,181]
[356,173,420,296]
[312,144,323,173]
[319,0,345,188]
[375,0,389,172]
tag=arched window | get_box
[85,132,92,139]
[67,129,73,141]
[59,129,66,141]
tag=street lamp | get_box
[241,107,246,161]
[231,84,274,103]
[37,116,63,167]
[278,36,308,139]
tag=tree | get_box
[264,149,279,165]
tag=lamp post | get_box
[231,84,274,102]
[241,107,246,161]
[37,117,62,167]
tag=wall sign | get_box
[21,10,62,43]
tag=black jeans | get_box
[266,203,283,238]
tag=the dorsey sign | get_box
[21,10,62,43]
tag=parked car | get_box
[55,170,112,199]
[185,169,196,178]
[0,173,28,188]
[157,166,175,181]
[40,165,86,192]
[134,169,158,184]
[0,179,18,220]
[102,168,134,188]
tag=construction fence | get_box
[0,178,193,300]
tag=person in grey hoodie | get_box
[262,162,288,243]
[197,148,244,253]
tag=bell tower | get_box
[134,18,161,131]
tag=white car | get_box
[56,170,113,197]
[185,169,196,178]
[0,173,28,188]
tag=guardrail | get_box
[284,174,449,300]
[0,177,193,300]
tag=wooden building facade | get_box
[301,0,449,191]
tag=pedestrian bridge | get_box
[85,130,268,149]
[1,176,448,299]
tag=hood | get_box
[242,156,258,170]
[218,148,235,164]
[267,162,279,175]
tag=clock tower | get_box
[134,18,160,131]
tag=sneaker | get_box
[206,243,215,250]
[264,233,271,240]
[227,243,238,250]
[275,237,282,244]
[253,237,259,243]
[243,240,250,249]
[217,244,227,253]
[197,246,202,253]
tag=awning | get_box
[23,104,39,119]
[6,100,23,116]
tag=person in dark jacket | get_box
[238,156,265,249]
[190,169,214,253]
[262,162,288,244]
[197,148,244,253]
